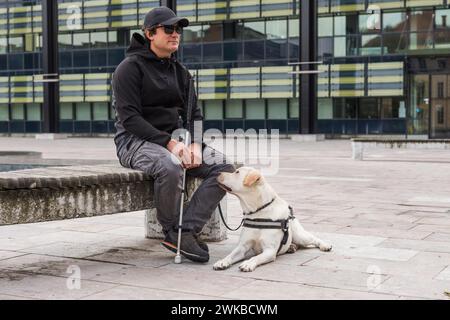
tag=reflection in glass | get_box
[409,33,433,50]
[382,98,406,119]
[58,33,72,50]
[243,21,265,40]
[266,20,287,40]
[361,34,381,55]
[8,37,23,53]
[0,37,6,54]
[410,74,429,134]
[409,10,433,33]
[318,37,333,60]
[288,18,299,38]
[203,43,222,62]
[358,98,379,119]
[318,17,333,37]
[334,37,346,57]
[383,33,407,54]
[91,31,108,48]
[73,32,90,49]
[244,40,264,61]
[183,25,202,43]
[383,12,407,32]
[333,98,356,119]
[203,23,223,42]
[359,14,380,34]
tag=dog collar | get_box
[244,198,276,216]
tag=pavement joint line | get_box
[80,277,231,300]
[77,283,123,300]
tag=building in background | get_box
[0,0,449,138]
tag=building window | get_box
[246,99,265,119]
[11,104,24,120]
[267,99,287,119]
[8,36,23,53]
[60,103,73,120]
[0,37,6,54]
[75,102,91,121]
[334,98,356,119]
[26,103,41,121]
[266,19,287,40]
[183,25,203,43]
[58,33,72,50]
[93,102,108,120]
[361,34,381,55]
[91,31,108,48]
[318,17,333,37]
[204,100,223,120]
[381,98,406,119]
[225,99,243,118]
[203,23,223,42]
[73,32,90,49]
[359,98,380,119]
[318,98,332,119]
[0,104,8,121]
[243,21,265,40]
[289,98,299,118]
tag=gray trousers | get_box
[115,133,235,234]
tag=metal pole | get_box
[42,0,59,133]
[300,0,318,134]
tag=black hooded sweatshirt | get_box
[112,32,202,148]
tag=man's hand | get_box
[166,139,191,168]
[189,142,202,169]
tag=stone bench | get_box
[351,138,450,160]
[0,164,227,241]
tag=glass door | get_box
[409,74,430,135]
[431,75,450,138]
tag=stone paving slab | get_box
[220,279,401,300]
[1,138,450,300]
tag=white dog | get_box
[214,167,332,272]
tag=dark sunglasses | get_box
[153,24,183,35]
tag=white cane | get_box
[174,130,190,264]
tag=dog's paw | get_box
[319,243,332,252]
[213,259,231,271]
[239,260,257,272]
[287,243,298,254]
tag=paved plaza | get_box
[0,137,450,300]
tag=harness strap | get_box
[243,210,296,254]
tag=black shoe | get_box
[193,233,209,253]
[161,230,209,263]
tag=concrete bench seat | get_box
[351,138,450,160]
[0,164,227,241]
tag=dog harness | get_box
[217,198,297,254]
[243,203,296,254]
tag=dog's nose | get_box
[217,173,224,183]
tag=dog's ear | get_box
[243,170,261,187]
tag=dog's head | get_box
[216,166,263,196]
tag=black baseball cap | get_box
[142,6,189,31]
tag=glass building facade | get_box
[0,0,449,137]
